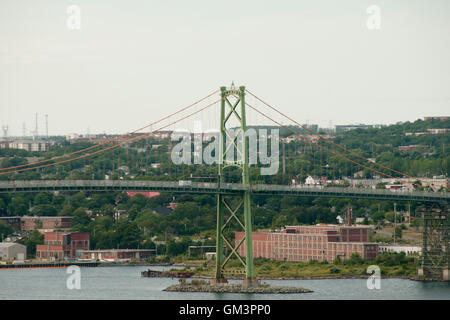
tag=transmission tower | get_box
[1,125,8,138]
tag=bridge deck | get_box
[0,180,448,202]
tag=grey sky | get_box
[1,0,449,136]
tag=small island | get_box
[164,279,312,294]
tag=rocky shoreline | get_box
[164,283,313,294]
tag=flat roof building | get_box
[79,249,154,262]
[378,245,421,256]
[21,216,73,231]
[0,216,73,232]
[236,224,378,263]
[36,232,89,261]
[0,242,27,261]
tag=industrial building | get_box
[0,140,50,152]
[21,216,72,231]
[378,245,422,256]
[79,249,154,262]
[235,224,378,263]
[36,232,89,260]
[0,217,22,232]
[0,242,27,261]
[335,124,383,134]
[0,216,72,232]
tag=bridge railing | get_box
[251,184,448,199]
[0,180,447,200]
[0,180,223,190]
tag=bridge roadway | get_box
[0,180,448,203]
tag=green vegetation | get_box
[188,252,418,279]
[0,119,447,261]
[16,230,44,258]
[0,220,14,239]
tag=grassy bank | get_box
[179,252,418,280]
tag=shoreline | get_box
[189,274,415,281]
[2,262,442,282]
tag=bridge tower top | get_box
[218,84,250,187]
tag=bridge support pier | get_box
[443,269,450,281]
[242,279,259,288]
[419,204,449,281]
[214,84,256,286]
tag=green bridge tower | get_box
[418,203,449,281]
[213,84,257,287]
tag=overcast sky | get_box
[1,0,449,136]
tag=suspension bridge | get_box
[0,180,448,202]
[0,84,448,283]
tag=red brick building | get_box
[36,232,89,260]
[0,216,72,232]
[235,225,378,263]
[0,217,22,232]
[21,216,72,231]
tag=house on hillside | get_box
[305,175,320,186]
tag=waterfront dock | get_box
[0,261,100,269]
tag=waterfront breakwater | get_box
[0,261,99,269]
[164,280,313,294]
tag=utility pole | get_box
[45,114,48,138]
[34,113,38,139]
[394,202,397,245]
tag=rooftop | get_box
[80,249,154,253]
[0,242,26,248]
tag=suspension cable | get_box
[0,98,220,176]
[0,89,220,172]
[245,89,420,181]
[245,101,395,179]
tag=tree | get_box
[70,192,87,209]
[0,197,6,215]
[31,204,57,216]
[33,192,53,206]
[8,196,28,216]
[58,204,74,216]
[376,182,387,190]
[410,218,422,230]
[1,157,27,169]
[112,220,141,249]
[385,211,396,223]
[253,207,277,228]
[72,207,91,229]
[371,211,385,222]
[348,253,364,265]
[52,194,66,208]
[167,238,192,256]
[16,230,44,258]
[271,215,288,228]
[394,226,402,239]
[87,194,115,210]
[0,221,13,239]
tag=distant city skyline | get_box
[1,0,449,136]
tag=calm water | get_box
[0,266,449,300]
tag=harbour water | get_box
[0,266,449,300]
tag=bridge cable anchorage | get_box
[245,101,395,179]
[0,89,220,173]
[0,98,221,176]
[245,89,423,183]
